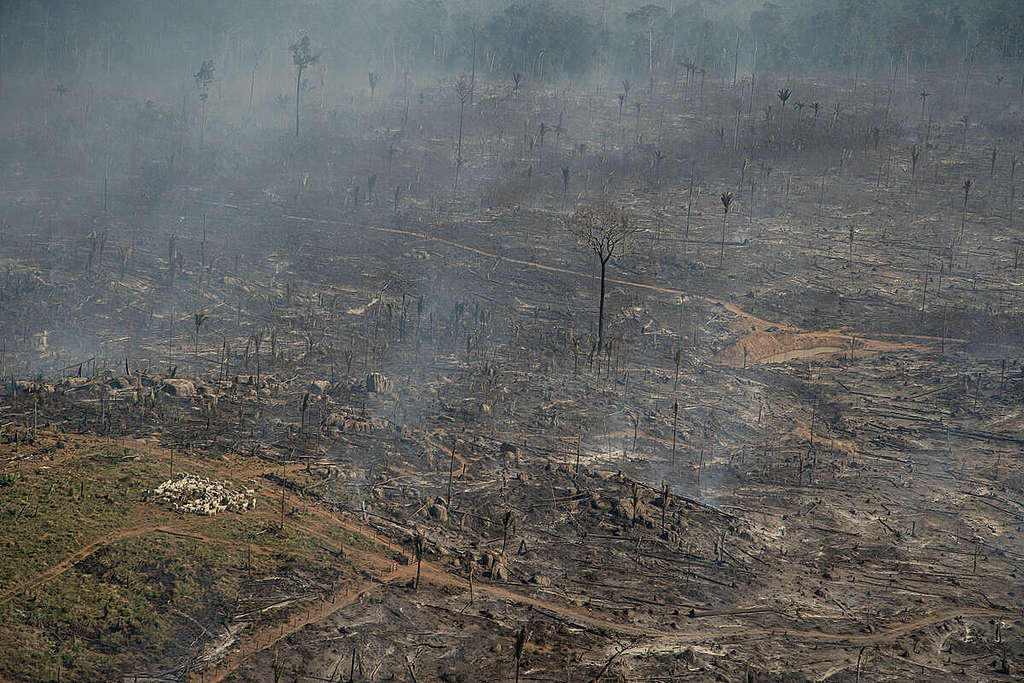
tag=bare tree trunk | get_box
[732,33,740,87]
[685,173,694,260]
[648,26,654,97]
[295,66,302,137]
[671,401,678,466]
[720,211,728,267]
[447,436,456,505]
[454,99,466,190]
[597,257,608,353]
[470,33,477,105]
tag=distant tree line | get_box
[0,0,1021,87]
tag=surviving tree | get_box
[567,205,637,354]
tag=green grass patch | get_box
[0,444,174,593]
[0,440,396,682]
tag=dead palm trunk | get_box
[514,626,527,683]
[470,29,477,104]
[193,313,206,375]
[671,400,678,466]
[647,25,655,97]
[561,167,570,210]
[447,435,456,505]
[684,172,695,259]
[413,533,424,590]
[455,97,465,187]
[295,64,303,136]
[1010,155,1017,230]
[959,179,972,244]
[454,78,470,191]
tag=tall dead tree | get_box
[290,36,318,137]
[193,312,207,374]
[567,205,636,354]
[413,532,424,590]
[193,59,214,143]
[959,178,972,244]
[514,625,528,683]
[453,77,471,191]
[626,5,667,97]
[1010,154,1018,230]
[565,166,573,209]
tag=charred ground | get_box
[2,42,1024,683]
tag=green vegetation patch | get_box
[0,444,173,593]
[0,440,388,682]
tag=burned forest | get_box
[2,0,1024,681]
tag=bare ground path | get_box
[196,550,1015,681]
[0,520,211,607]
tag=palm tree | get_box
[193,60,214,143]
[290,37,318,137]
[720,192,734,267]
[777,87,791,130]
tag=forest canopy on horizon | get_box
[1,0,1021,90]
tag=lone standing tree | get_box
[568,205,636,354]
[290,36,318,137]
